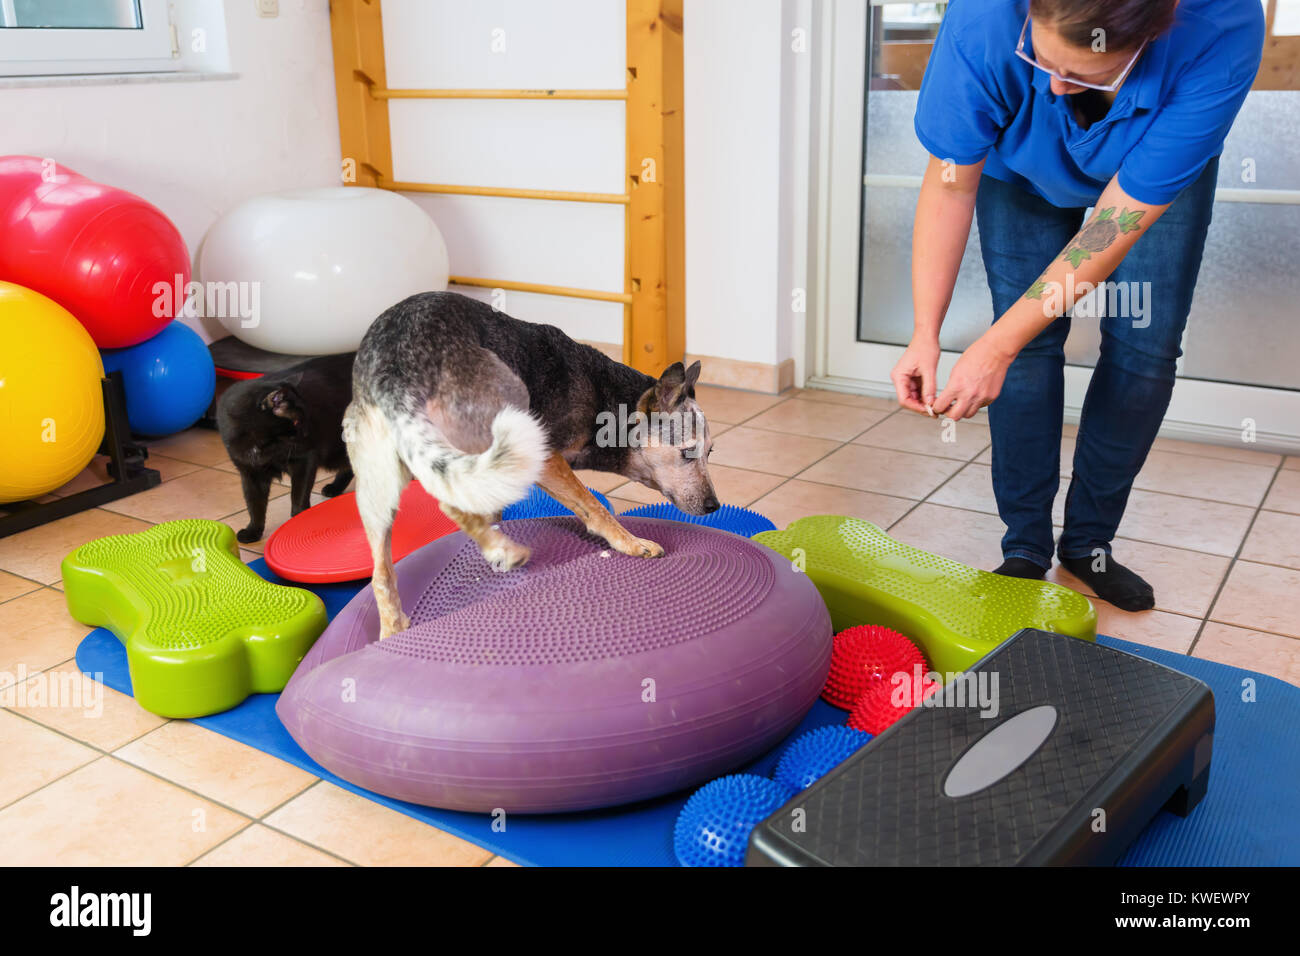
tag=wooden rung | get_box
[378,179,629,204]
[449,276,632,304]
[330,0,392,187]
[372,87,628,100]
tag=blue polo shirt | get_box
[914,0,1264,208]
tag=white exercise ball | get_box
[198,187,448,355]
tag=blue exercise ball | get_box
[100,321,216,436]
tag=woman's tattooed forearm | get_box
[1022,206,1147,300]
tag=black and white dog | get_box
[345,291,720,640]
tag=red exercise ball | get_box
[0,156,62,214]
[822,625,928,710]
[0,155,189,348]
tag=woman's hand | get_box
[932,335,1015,420]
[890,336,942,415]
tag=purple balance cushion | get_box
[276,517,831,814]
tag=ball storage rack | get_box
[0,371,161,538]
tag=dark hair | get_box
[1029,0,1178,51]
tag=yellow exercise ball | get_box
[0,281,105,503]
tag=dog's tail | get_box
[394,404,548,516]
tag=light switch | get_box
[256,0,279,17]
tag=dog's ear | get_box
[683,360,701,395]
[654,362,689,410]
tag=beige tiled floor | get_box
[2,385,1298,866]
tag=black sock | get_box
[1060,553,1155,611]
[993,557,1047,580]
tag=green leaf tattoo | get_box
[1025,279,1048,300]
[1065,247,1093,268]
[1117,208,1145,233]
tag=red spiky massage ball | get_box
[847,673,941,735]
[822,625,928,710]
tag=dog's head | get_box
[625,361,719,516]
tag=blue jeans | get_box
[974,158,1219,569]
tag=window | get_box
[871,2,944,91]
[0,0,177,77]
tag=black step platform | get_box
[746,629,1214,867]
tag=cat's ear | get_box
[261,387,300,419]
[271,376,303,406]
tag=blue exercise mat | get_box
[74,549,1300,867]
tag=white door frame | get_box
[805,0,1300,454]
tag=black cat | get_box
[216,352,356,544]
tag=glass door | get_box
[813,0,1300,450]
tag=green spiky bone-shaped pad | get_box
[753,516,1096,673]
[63,520,327,718]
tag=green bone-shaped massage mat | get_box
[753,516,1096,673]
[62,520,327,718]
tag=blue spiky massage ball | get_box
[673,774,795,867]
[621,501,776,537]
[500,484,612,520]
[773,725,873,792]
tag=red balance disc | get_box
[264,481,458,583]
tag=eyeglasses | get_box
[1015,14,1148,93]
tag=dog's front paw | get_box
[483,541,531,572]
[378,611,411,641]
[618,536,664,559]
[236,525,263,544]
[321,480,349,497]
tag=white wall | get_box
[682,0,812,383]
[0,0,341,342]
[682,0,785,367]
[780,0,815,385]
[380,0,627,346]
